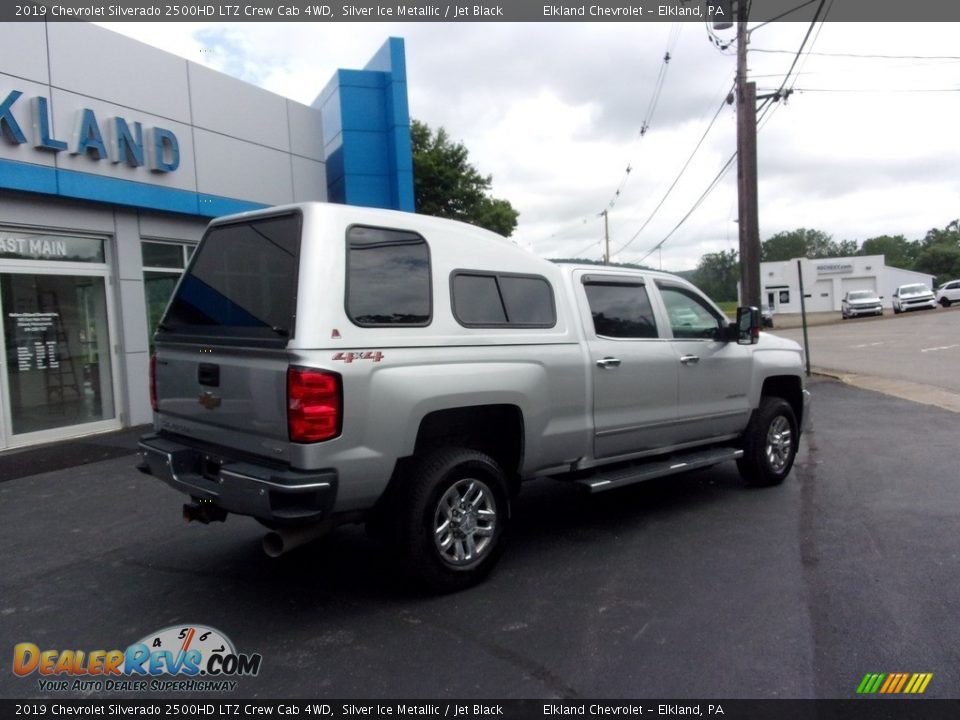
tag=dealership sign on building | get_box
[0,89,180,172]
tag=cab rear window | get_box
[159,213,301,344]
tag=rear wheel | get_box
[395,448,509,593]
[737,397,798,487]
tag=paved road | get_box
[1,379,958,700]
[776,305,960,394]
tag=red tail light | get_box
[149,353,157,412]
[287,367,342,443]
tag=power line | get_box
[751,48,960,61]
[757,0,833,127]
[756,0,827,117]
[610,82,735,259]
[633,152,738,266]
[631,2,832,265]
[605,23,683,213]
[785,86,960,93]
[549,25,683,249]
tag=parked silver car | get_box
[935,279,960,308]
[891,283,937,314]
[841,290,883,319]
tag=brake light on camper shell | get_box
[287,367,342,443]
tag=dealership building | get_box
[0,22,413,450]
[761,256,935,314]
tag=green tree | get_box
[913,244,960,286]
[920,218,960,249]
[911,220,960,284]
[835,239,859,257]
[693,249,739,302]
[761,228,853,261]
[410,119,519,236]
[859,234,920,269]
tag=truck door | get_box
[578,273,679,459]
[654,281,752,444]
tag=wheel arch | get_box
[759,375,804,429]
[412,404,524,483]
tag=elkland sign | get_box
[0,88,180,173]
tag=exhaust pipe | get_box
[262,522,331,558]
[183,501,227,524]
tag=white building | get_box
[760,256,935,313]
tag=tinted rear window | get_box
[160,213,300,343]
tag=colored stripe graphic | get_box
[857,673,932,694]
[856,673,885,694]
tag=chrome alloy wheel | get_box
[765,415,793,473]
[433,478,497,567]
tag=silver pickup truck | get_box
[139,202,809,592]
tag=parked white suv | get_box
[891,284,936,314]
[936,279,960,308]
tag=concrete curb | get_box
[812,368,960,414]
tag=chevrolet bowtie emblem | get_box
[198,391,221,410]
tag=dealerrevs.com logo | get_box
[12,624,262,693]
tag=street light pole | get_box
[736,0,762,310]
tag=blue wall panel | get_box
[0,158,266,218]
[314,37,415,212]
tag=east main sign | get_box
[0,89,180,173]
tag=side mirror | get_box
[736,306,761,345]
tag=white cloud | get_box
[99,20,960,272]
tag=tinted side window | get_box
[451,272,556,328]
[583,282,658,339]
[452,274,507,324]
[658,284,723,339]
[499,276,555,325]
[346,226,431,326]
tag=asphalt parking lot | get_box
[776,305,960,391]
[775,305,960,413]
[1,377,958,700]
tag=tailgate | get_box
[151,210,303,461]
[154,345,292,460]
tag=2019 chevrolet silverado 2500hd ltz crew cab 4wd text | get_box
[138,202,810,592]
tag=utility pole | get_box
[602,209,610,265]
[736,0,761,310]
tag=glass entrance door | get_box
[1,272,116,442]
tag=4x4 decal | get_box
[332,351,384,363]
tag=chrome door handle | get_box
[596,357,622,369]
[680,355,700,365]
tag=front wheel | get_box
[396,448,509,593]
[941,298,951,308]
[737,397,798,487]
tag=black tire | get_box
[395,448,509,593]
[941,298,951,308]
[737,397,798,487]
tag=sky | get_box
[100,20,960,271]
